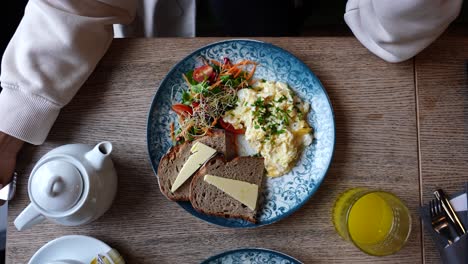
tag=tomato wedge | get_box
[193,65,214,83]
[219,118,245,134]
[172,104,193,116]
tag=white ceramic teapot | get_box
[14,142,117,231]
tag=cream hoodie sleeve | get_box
[0,0,136,145]
[345,0,462,63]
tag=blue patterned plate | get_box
[147,39,335,228]
[200,248,302,264]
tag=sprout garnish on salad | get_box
[171,57,257,143]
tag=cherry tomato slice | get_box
[172,104,193,116]
[219,118,245,134]
[193,65,214,83]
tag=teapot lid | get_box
[30,159,84,213]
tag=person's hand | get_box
[0,132,24,201]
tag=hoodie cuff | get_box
[0,84,60,145]
[344,0,405,63]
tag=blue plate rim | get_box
[146,38,336,228]
[199,247,303,264]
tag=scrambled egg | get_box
[223,81,313,177]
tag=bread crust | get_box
[157,143,192,201]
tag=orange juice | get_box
[347,193,394,244]
[332,188,411,256]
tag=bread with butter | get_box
[189,156,264,223]
[157,130,236,201]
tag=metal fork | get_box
[429,198,453,245]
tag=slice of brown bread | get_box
[189,156,265,223]
[157,129,237,201]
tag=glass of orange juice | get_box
[332,188,412,256]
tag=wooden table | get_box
[7,37,467,263]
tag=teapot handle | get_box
[14,203,45,231]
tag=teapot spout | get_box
[85,141,113,171]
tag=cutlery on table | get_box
[429,198,454,245]
[434,189,467,237]
[0,172,17,201]
[0,172,17,264]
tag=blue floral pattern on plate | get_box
[201,248,302,264]
[147,40,335,228]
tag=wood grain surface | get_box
[415,37,468,264]
[7,38,422,263]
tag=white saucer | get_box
[29,235,111,264]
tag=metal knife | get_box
[0,173,16,202]
[0,172,17,264]
[434,189,467,236]
[0,202,7,264]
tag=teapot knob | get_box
[47,176,64,197]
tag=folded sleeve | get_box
[0,0,136,145]
[345,0,462,63]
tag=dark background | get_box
[2,0,468,55]
[196,0,468,36]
